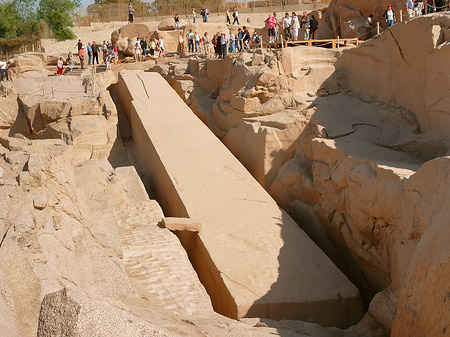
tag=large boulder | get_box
[10,53,46,75]
[112,23,152,56]
[150,30,180,52]
[158,17,177,31]
[118,23,150,40]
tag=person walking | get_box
[290,12,300,41]
[174,14,180,30]
[282,12,292,41]
[226,9,231,24]
[364,14,374,39]
[232,9,240,25]
[203,32,210,56]
[242,26,251,49]
[309,15,318,40]
[300,12,310,40]
[140,37,148,57]
[406,0,415,18]
[221,33,228,58]
[0,57,9,82]
[57,57,63,76]
[92,41,99,64]
[128,4,134,23]
[158,37,165,57]
[384,4,396,27]
[194,30,201,53]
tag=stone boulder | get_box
[150,30,180,52]
[158,17,177,31]
[118,23,150,40]
[112,23,152,56]
[10,53,46,75]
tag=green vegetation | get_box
[0,0,80,41]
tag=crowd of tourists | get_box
[133,36,166,61]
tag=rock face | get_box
[145,14,449,337]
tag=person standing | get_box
[92,41,99,64]
[192,8,197,23]
[226,9,231,24]
[232,9,240,25]
[87,42,93,65]
[242,26,250,49]
[149,38,156,56]
[216,33,222,58]
[134,37,142,62]
[178,32,184,52]
[229,32,236,52]
[205,7,210,22]
[406,0,415,18]
[128,4,134,23]
[300,12,310,40]
[57,57,63,76]
[221,33,228,58]
[203,32,210,56]
[174,14,180,30]
[282,12,291,41]
[187,29,194,53]
[101,40,108,62]
[265,13,277,43]
[194,30,201,53]
[113,44,118,63]
[309,15,318,40]
[78,46,85,69]
[364,14,374,39]
[0,58,9,82]
[201,7,207,22]
[67,51,74,72]
[140,37,148,57]
[384,4,396,27]
[426,0,436,13]
[290,12,300,41]
[273,12,281,42]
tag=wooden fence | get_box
[0,38,42,60]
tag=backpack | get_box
[254,35,260,43]
[212,37,217,46]
[232,12,236,18]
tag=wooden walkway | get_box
[260,37,359,49]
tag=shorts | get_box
[268,28,275,36]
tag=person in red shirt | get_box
[78,46,85,69]
[265,14,277,43]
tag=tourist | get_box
[57,57,63,76]
[237,28,244,50]
[414,1,424,16]
[233,8,240,25]
[216,33,222,58]
[192,8,197,23]
[203,32,210,56]
[406,0,415,18]
[140,37,148,56]
[205,7,210,22]
[128,4,134,23]
[242,26,251,49]
[235,33,240,51]
[149,38,156,56]
[134,37,142,62]
[221,33,228,58]
[158,37,165,57]
[426,0,436,13]
[384,4,396,27]
[201,7,207,22]
[187,29,194,52]
[178,32,184,51]
[252,32,261,48]
[113,44,118,63]
[226,9,231,24]
[273,12,280,42]
[282,12,292,41]
[300,12,310,40]
[265,13,277,43]
[291,12,300,41]
[92,41,99,64]
[0,57,9,82]
[364,14,374,39]
[78,46,85,69]
[67,51,74,72]
[229,31,236,52]
[87,42,93,65]
[75,39,83,52]
[174,14,180,30]
[309,15,319,40]
[105,52,112,70]
[194,30,201,53]
[102,40,108,62]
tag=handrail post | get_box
[377,21,380,35]
[399,10,403,22]
[336,36,339,49]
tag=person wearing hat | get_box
[282,12,292,41]
[384,4,396,27]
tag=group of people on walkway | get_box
[276,12,319,42]
[133,36,165,62]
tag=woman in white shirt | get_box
[0,58,9,82]
[291,12,300,41]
